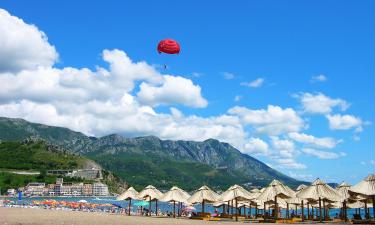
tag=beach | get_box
[0,207,309,225]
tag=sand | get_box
[0,207,253,225]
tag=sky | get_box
[0,0,374,184]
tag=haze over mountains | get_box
[0,117,303,190]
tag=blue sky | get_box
[0,0,374,184]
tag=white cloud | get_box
[275,158,306,169]
[296,92,349,114]
[243,137,269,155]
[326,114,363,131]
[137,75,208,108]
[301,148,346,159]
[191,72,203,78]
[310,74,327,83]
[0,9,58,72]
[288,132,341,149]
[102,49,163,92]
[288,172,313,181]
[240,78,264,88]
[222,72,235,80]
[271,136,295,159]
[228,105,305,136]
[361,160,375,165]
[234,95,242,102]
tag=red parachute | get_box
[157,39,180,54]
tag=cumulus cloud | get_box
[310,74,327,83]
[271,137,295,159]
[243,137,269,155]
[137,75,208,108]
[288,132,341,149]
[240,78,264,88]
[274,158,306,169]
[296,92,349,114]
[228,105,305,136]
[326,114,363,131]
[0,9,58,72]
[301,148,346,159]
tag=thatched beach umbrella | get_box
[349,174,375,219]
[297,178,341,222]
[160,186,190,218]
[336,182,352,220]
[296,184,308,192]
[256,180,295,220]
[221,184,253,221]
[188,186,220,214]
[116,187,139,215]
[138,185,163,216]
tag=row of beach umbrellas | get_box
[117,174,375,221]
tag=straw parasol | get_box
[138,185,163,216]
[349,174,375,219]
[297,178,342,222]
[296,184,308,192]
[116,187,139,215]
[188,186,220,214]
[221,184,254,221]
[160,186,190,218]
[256,180,295,220]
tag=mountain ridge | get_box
[0,117,304,190]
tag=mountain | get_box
[0,117,303,191]
[0,139,127,194]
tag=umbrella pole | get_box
[227,201,230,214]
[202,199,205,214]
[128,199,131,216]
[244,205,247,217]
[364,199,368,219]
[235,197,238,221]
[156,200,158,216]
[323,199,326,221]
[231,199,234,215]
[173,200,176,218]
[286,203,289,219]
[255,204,258,218]
[249,204,251,218]
[319,197,322,222]
[264,202,266,218]
[274,196,278,220]
[307,202,310,219]
[149,197,151,216]
[301,200,304,222]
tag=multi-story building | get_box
[25,183,45,196]
[83,184,93,196]
[71,183,83,196]
[93,182,109,196]
[60,184,72,196]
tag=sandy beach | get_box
[1,207,267,225]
